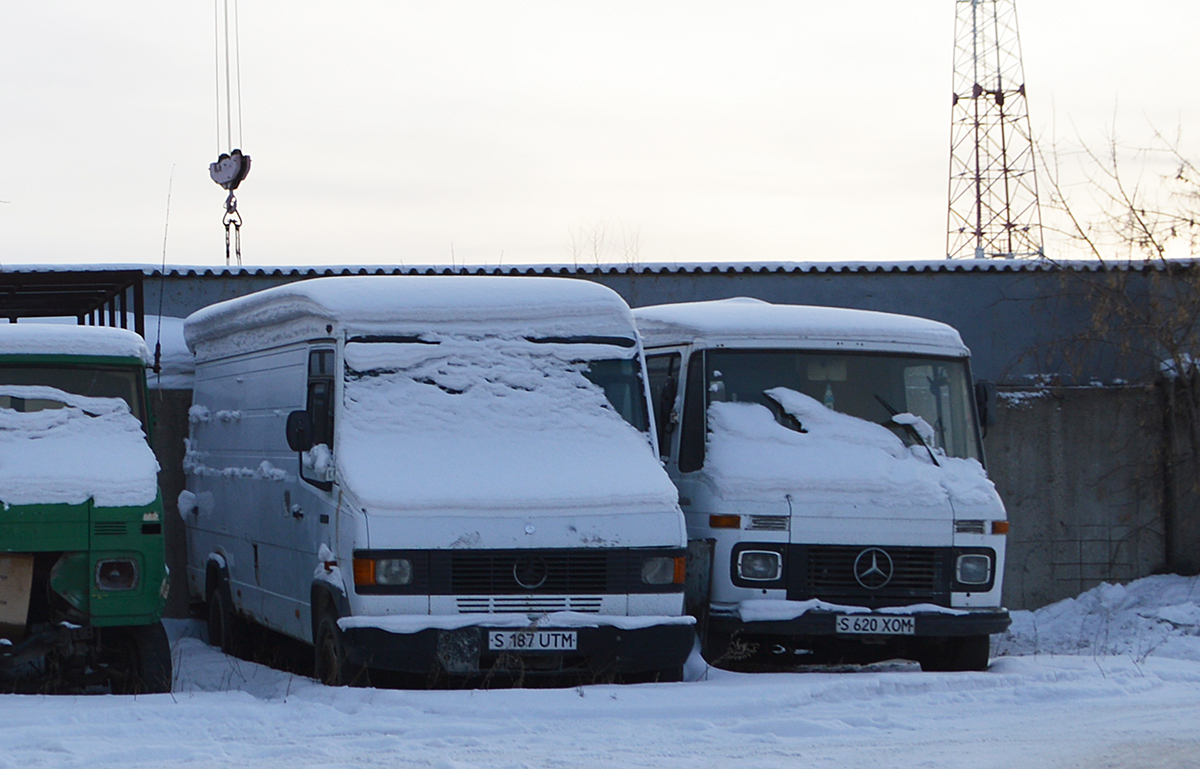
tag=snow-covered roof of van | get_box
[184,275,639,359]
[633,298,968,356]
[0,324,151,362]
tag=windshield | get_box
[578,357,649,433]
[0,364,147,431]
[343,336,650,434]
[705,350,981,460]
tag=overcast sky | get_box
[2,2,1198,269]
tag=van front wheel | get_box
[314,612,364,687]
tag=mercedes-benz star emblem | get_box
[853,548,894,590]
[512,556,548,590]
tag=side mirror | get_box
[974,380,997,431]
[286,410,314,452]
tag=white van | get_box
[181,276,693,684]
[634,298,1009,672]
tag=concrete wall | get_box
[986,385,1169,609]
[1162,377,1200,575]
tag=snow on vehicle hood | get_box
[704,388,997,514]
[0,385,159,507]
[337,336,678,514]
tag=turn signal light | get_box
[709,514,741,529]
[673,556,687,585]
[991,520,1010,535]
[352,558,375,586]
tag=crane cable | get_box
[210,0,250,266]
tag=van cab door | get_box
[646,348,708,513]
[268,346,339,642]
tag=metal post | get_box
[133,276,146,338]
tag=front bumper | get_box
[341,619,695,677]
[709,607,1011,639]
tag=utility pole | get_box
[946,0,1043,260]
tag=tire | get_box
[951,635,991,671]
[206,585,245,657]
[919,635,990,672]
[314,611,364,687]
[109,621,173,694]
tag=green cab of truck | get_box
[0,325,170,693]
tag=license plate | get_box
[488,630,578,652]
[835,614,916,635]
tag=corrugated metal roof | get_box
[3,258,1198,277]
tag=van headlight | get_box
[737,550,782,581]
[95,558,140,591]
[354,557,413,586]
[956,553,992,585]
[376,558,413,586]
[642,556,685,585]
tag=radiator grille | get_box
[787,544,951,607]
[449,551,612,594]
[806,545,940,592]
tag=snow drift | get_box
[997,574,1200,662]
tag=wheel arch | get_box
[310,579,351,642]
[204,552,230,603]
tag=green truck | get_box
[0,324,170,693]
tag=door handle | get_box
[284,490,303,520]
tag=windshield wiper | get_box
[763,391,806,433]
[874,395,940,467]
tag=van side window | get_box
[308,349,335,449]
[645,353,680,459]
[302,349,335,489]
[678,351,706,472]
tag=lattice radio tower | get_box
[946,0,1043,259]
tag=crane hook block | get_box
[210,148,251,191]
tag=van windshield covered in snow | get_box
[704,350,981,460]
[0,364,147,431]
[343,336,649,433]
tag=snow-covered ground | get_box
[3,576,1199,768]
